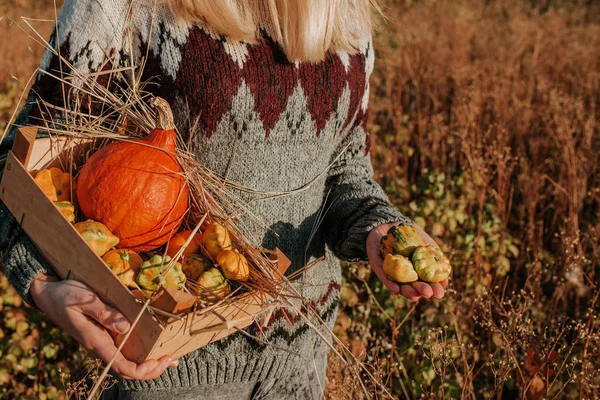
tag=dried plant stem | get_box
[0,68,38,142]
[147,306,184,321]
[88,298,152,399]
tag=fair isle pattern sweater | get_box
[0,0,409,393]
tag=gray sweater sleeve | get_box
[322,115,412,262]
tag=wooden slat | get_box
[12,126,37,167]
[151,288,197,323]
[26,137,68,171]
[24,137,95,172]
[147,291,268,360]
[0,150,161,362]
[272,248,292,275]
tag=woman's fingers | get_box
[31,279,174,380]
[57,280,130,334]
[398,284,421,301]
[113,355,173,380]
[429,282,446,299]
[411,281,433,298]
[381,275,401,295]
[81,296,131,334]
[73,313,171,380]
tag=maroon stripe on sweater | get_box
[177,27,244,138]
[299,54,347,135]
[244,34,298,137]
[341,53,367,133]
[263,281,341,330]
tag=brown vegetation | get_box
[328,0,600,398]
[1,0,599,398]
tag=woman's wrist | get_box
[30,273,58,307]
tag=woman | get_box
[0,0,447,398]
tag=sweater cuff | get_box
[3,237,52,307]
[334,200,412,262]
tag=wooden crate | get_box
[0,127,289,361]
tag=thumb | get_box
[83,298,131,334]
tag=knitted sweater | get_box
[0,0,409,393]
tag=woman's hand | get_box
[366,222,448,301]
[30,274,176,380]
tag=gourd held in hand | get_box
[412,246,452,283]
[379,225,452,284]
[380,224,423,257]
[382,254,418,283]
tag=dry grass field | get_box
[1,0,599,398]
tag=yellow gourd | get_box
[74,220,119,257]
[382,254,418,283]
[197,267,231,300]
[201,222,232,259]
[34,167,73,202]
[102,249,143,288]
[54,201,75,223]
[412,246,452,283]
[216,250,250,281]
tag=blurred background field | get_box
[1,0,599,398]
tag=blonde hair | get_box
[166,0,378,62]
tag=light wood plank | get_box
[147,291,269,360]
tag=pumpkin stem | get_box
[152,97,175,130]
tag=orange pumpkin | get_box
[166,230,203,259]
[34,168,73,202]
[76,98,189,252]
